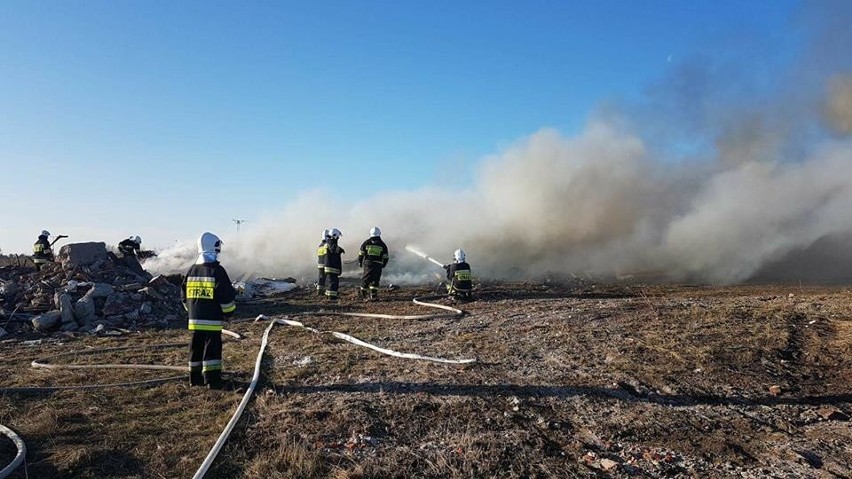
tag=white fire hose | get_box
[193,295,474,478]
[0,329,242,476]
[1,295,474,478]
[0,425,26,479]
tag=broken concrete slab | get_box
[74,296,96,324]
[58,242,108,268]
[32,310,62,331]
[86,283,114,299]
[58,293,75,324]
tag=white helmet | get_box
[40,230,50,237]
[369,227,381,237]
[322,229,330,240]
[198,232,223,254]
[454,249,465,263]
[131,235,142,244]
[330,228,342,239]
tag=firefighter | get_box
[181,232,236,389]
[443,249,473,299]
[32,230,54,271]
[316,229,329,296]
[116,235,146,277]
[358,227,389,299]
[323,228,344,301]
[118,235,142,257]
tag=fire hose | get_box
[192,295,473,478]
[0,425,25,479]
[1,296,474,478]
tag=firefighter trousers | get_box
[360,262,383,297]
[189,330,223,388]
[325,273,339,299]
[317,267,326,292]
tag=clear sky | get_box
[0,0,801,254]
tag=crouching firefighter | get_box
[182,232,236,389]
[444,249,473,299]
[316,229,329,296]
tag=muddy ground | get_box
[1,281,851,478]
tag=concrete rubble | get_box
[0,242,185,335]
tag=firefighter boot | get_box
[190,369,204,387]
[205,370,223,390]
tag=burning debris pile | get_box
[0,242,185,337]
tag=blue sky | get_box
[0,0,801,253]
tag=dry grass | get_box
[1,282,851,478]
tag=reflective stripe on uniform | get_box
[202,359,223,371]
[33,258,49,264]
[454,271,472,281]
[188,319,223,331]
[220,301,236,313]
[325,290,338,297]
[188,361,202,369]
[324,267,341,274]
[186,276,215,300]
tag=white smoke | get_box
[143,2,852,285]
[143,121,852,285]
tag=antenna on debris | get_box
[232,219,247,232]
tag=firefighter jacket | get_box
[444,261,473,291]
[32,236,53,264]
[316,239,328,269]
[118,239,140,256]
[181,261,236,332]
[324,238,345,275]
[358,237,389,267]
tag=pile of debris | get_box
[0,242,186,337]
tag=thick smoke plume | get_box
[145,2,852,285]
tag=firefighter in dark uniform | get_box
[118,235,142,257]
[117,235,146,276]
[323,228,344,301]
[32,230,54,271]
[358,227,389,299]
[181,232,236,389]
[444,249,473,299]
[316,229,329,296]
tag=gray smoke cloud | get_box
[144,123,852,285]
[145,1,852,285]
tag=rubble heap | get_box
[0,242,185,337]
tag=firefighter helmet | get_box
[370,227,381,237]
[322,229,330,240]
[454,249,465,263]
[198,232,223,254]
[330,228,342,239]
[40,230,50,237]
[131,236,142,244]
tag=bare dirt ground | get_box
[1,280,851,478]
